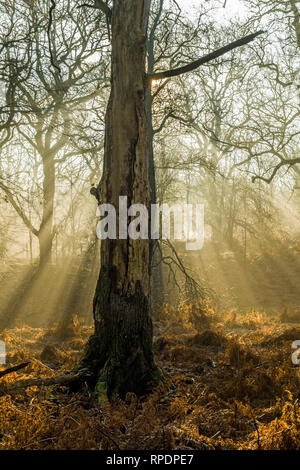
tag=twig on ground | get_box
[0,362,30,379]
[0,369,92,396]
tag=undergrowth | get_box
[0,305,299,450]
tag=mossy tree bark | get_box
[80,0,162,400]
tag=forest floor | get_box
[0,304,300,450]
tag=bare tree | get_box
[76,0,263,399]
[0,0,108,267]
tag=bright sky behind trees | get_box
[179,0,248,22]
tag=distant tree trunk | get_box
[28,229,33,264]
[146,81,164,305]
[79,0,162,400]
[146,15,164,306]
[38,154,55,268]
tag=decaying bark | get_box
[79,0,162,401]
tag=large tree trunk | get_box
[79,0,162,401]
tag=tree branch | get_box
[252,158,300,184]
[0,181,39,236]
[148,30,265,80]
[77,0,112,22]
[47,0,61,74]
[153,110,175,134]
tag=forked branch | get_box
[77,0,112,22]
